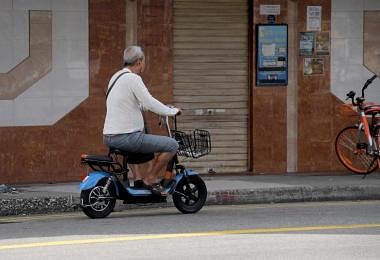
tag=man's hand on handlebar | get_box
[167,104,182,116]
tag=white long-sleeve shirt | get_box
[103,68,178,134]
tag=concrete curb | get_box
[1,185,380,216]
[207,186,380,205]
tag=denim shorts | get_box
[103,131,179,154]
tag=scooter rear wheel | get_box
[173,175,207,214]
[80,179,116,218]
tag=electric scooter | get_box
[79,116,211,218]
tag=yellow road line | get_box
[1,223,380,250]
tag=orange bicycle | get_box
[335,74,379,175]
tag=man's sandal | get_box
[142,182,167,196]
[134,180,144,188]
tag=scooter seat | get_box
[108,148,155,164]
[109,148,129,156]
[81,154,115,165]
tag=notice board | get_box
[256,24,288,86]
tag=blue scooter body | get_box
[79,169,198,199]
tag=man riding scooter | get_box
[103,45,180,196]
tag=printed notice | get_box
[307,6,322,31]
[262,43,276,57]
[299,32,314,56]
[304,58,324,75]
[315,31,330,55]
[260,5,280,15]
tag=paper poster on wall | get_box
[304,58,324,75]
[307,6,321,31]
[256,24,288,86]
[315,31,330,55]
[260,5,280,15]
[299,32,314,56]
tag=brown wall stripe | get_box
[251,0,288,174]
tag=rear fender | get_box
[79,171,120,196]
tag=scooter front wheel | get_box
[80,179,116,218]
[173,175,207,214]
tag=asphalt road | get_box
[1,201,380,259]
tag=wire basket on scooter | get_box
[171,129,211,158]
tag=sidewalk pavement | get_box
[1,173,380,216]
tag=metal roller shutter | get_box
[173,0,249,173]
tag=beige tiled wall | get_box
[364,11,380,76]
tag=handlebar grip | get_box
[369,74,377,82]
[363,74,377,89]
[345,91,357,106]
[346,91,355,99]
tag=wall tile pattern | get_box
[0,0,173,184]
[137,0,173,134]
[0,0,123,184]
[252,0,287,173]
[298,0,380,173]
[297,0,337,172]
[0,0,88,126]
[296,0,369,172]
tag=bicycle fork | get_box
[357,113,378,153]
[360,112,374,149]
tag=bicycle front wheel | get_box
[335,126,379,174]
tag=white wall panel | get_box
[12,0,51,10]
[0,0,89,126]
[365,0,380,10]
[332,0,363,11]
[331,0,380,104]
[0,0,12,10]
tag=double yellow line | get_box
[1,223,380,251]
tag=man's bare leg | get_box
[129,161,153,180]
[143,152,175,184]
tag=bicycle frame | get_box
[336,74,380,175]
[347,75,378,152]
[358,110,377,155]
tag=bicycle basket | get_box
[171,129,211,158]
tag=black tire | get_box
[80,179,116,218]
[173,175,207,214]
[335,126,378,174]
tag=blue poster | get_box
[256,24,288,86]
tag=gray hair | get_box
[123,46,144,66]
